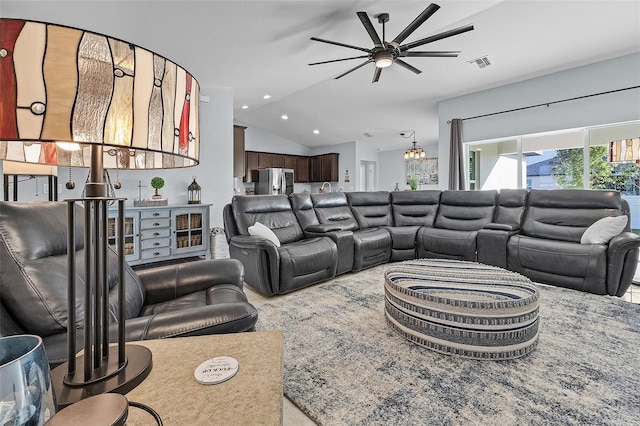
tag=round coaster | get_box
[194,356,239,385]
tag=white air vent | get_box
[468,56,491,69]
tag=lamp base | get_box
[51,344,152,409]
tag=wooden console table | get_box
[124,331,283,425]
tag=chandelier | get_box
[403,131,426,159]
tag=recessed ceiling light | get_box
[281,115,288,120]
[313,129,320,134]
[241,105,248,109]
[263,94,271,99]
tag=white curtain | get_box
[448,118,465,190]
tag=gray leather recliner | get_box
[417,190,498,260]
[0,201,258,365]
[507,189,638,296]
[226,195,338,296]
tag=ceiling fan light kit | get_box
[309,2,474,83]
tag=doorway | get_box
[359,161,377,191]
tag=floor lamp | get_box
[0,18,201,408]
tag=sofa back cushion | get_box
[346,191,392,229]
[0,201,144,337]
[310,192,359,231]
[521,189,624,243]
[494,189,528,228]
[434,190,498,231]
[232,195,303,244]
[390,190,441,227]
[290,192,320,230]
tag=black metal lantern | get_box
[188,176,201,204]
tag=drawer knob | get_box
[153,212,160,216]
[153,232,160,237]
[154,252,160,256]
[153,223,160,227]
[154,242,160,246]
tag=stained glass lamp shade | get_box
[0,18,200,185]
[0,18,201,408]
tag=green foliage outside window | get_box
[551,146,640,193]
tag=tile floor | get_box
[209,234,640,425]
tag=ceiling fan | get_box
[309,3,474,83]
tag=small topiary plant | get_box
[151,176,165,199]
[409,176,419,191]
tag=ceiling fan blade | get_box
[372,67,382,83]
[401,51,460,58]
[390,3,440,47]
[309,55,370,66]
[399,24,474,52]
[357,11,383,47]
[395,59,422,75]
[310,37,371,53]
[334,59,374,80]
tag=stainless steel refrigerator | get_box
[256,168,295,195]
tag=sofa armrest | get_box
[305,224,342,233]
[606,232,640,297]
[228,235,281,296]
[484,223,519,232]
[43,303,259,366]
[477,228,519,269]
[136,259,245,306]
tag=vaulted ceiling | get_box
[3,1,640,151]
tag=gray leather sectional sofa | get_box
[223,189,640,297]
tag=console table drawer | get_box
[141,238,170,250]
[140,218,170,230]
[141,247,171,260]
[140,228,171,240]
[140,210,170,220]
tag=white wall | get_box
[438,53,640,189]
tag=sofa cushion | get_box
[352,228,391,271]
[390,190,441,227]
[347,191,393,229]
[290,192,320,230]
[580,215,628,244]
[434,190,497,231]
[417,228,479,261]
[493,189,528,229]
[311,192,359,231]
[521,189,623,243]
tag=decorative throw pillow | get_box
[580,215,628,244]
[248,222,280,247]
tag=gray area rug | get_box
[255,264,640,425]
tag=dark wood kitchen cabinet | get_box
[244,151,338,183]
[310,156,322,182]
[321,153,339,182]
[258,153,272,169]
[296,156,309,182]
[284,155,297,170]
[271,154,285,168]
[244,151,258,182]
[310,153,339,182]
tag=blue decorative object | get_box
[0,335,56,425]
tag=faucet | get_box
[320,182,332,193]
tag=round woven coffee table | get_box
[384,259,539,360]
